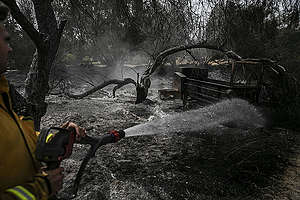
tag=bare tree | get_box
[2,0,66,130]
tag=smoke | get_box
[125,98,265,137]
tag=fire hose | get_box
[35,127,125,199]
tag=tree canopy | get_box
[3,0,300,127]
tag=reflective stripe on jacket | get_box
[0,75,50,200]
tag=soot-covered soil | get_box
[6,65,300,200]
[43,94,299,200]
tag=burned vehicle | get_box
[161,58,294,107]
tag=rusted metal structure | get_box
[167,59,289,106]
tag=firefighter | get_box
[0,3,86,200]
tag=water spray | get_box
[124,98,265,137]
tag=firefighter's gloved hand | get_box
[61,121,87,142]
[44,167,64,197]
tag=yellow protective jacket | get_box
[0,75,50,200]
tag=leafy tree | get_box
[205,0,299,61]
[57,0,196,67]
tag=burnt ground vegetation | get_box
[6,65,300,200]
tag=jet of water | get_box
[124,98,265,137]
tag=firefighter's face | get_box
[0,24,12,74]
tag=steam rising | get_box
[125,98,265,137]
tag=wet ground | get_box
[6,65,300,200]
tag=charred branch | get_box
[142,42,232,78]
[185,49,198,62]
[65,78,137,99]
[58,20,67,38]
[1,0,45,50]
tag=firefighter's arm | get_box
[0,172,51,200]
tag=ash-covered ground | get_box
[5,65,300,200]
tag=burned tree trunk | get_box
[135,82,148,104]
[3,0,66,130]
[24,50,53,130]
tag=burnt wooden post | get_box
[174,72,187,106]
[256,63,265,104]
[230,61,235,87]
